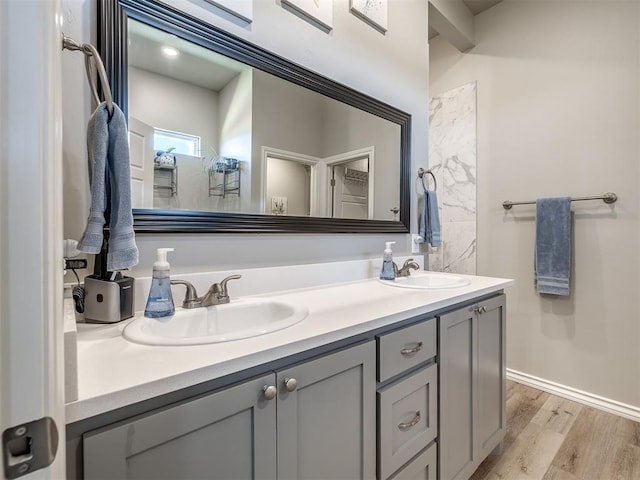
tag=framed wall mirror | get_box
[99,0,411,234]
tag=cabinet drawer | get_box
[388,442,437,480]
[378,364,438,480]
[377,318,436,382]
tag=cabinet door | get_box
[277,341,376,480]
[83,374,277,480]
[439,306,477,480]
[476,294,506,459]
[439,295,507,480]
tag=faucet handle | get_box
[216,274,242,297]
[171,280,199,308]
[402,258,419,269]
[210,275,242,304]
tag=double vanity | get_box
[65,258,512,480]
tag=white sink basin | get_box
[380,272,471,289]
[123,298,309,346]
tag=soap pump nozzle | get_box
[384,241,396,254]
[154,247,174,270]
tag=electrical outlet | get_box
[65,259,88,270]
[411,234,423,254]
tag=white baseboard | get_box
[506,369,640,423]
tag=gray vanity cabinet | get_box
[82,341,375,480]
[438,294,506,480]
[83,373,277,479]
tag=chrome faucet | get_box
[171,275,241,309]
[394,259,420,277]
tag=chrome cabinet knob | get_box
[283,377,298,392]
[262,385,277,400]
[472,305,487,314]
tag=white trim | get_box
[0,0,66,477]
[507,369,640,423]
[260,146,321,216]
[324,146,375,219]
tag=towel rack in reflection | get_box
[502,193,618,210]
[418,167,437,192]
[62,34,114,118]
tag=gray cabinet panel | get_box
[438,308,476,480]
[83,374,277,480]
[277,341,376,480]
[476,295,506,458]
[388,443,437,480]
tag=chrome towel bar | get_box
[502,193,618,210]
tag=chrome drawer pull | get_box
[398,411,421,430]
[400,342,423,355]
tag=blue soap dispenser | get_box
[144,247,175,318]
[380,241,396,281]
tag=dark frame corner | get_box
[99,0,411,235]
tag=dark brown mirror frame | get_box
[99,0,411,234]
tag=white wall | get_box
[266,158,311,216]
[130,68,224,212]
[129,67,218,156]
[251,69,325,212]
[430,1,640,408]
[218,68,252,213]
[61,0,428,276]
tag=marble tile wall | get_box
[427,82,477,274]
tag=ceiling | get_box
[128,19,249,91]
[429,0,503,40]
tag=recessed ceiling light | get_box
[162,46,179,57]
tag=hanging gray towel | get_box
[534,197,571,296]
[419,190,441,247]
[78,102,139,271]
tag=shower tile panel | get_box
[443,221,476,275]
[428,82,477,275]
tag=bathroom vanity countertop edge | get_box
[66,273,513,424]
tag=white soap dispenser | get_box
[380,241,396,280]
[144,248,175,318]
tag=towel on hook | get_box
[534,197,571,296]
[419,190,441,247]
[78,102,138,271]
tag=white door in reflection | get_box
[128,117,155,208]
[326,147,374,220]
[332,161,369,219]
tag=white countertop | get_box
[66,269,513,424]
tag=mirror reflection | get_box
[127,19,401,221]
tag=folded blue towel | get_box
[535,197,571,296]
[78,102,138,271]
[419,190,441,247]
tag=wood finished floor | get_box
[469,381,640,480]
